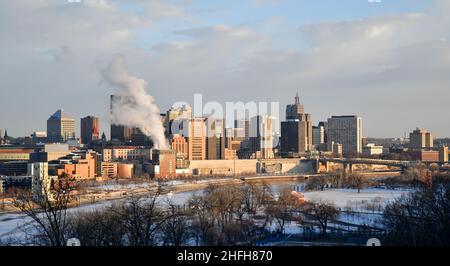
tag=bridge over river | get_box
[319,157,446,174]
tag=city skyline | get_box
[1,0,450,138]
[0,91,448,140]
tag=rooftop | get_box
[48,109,74,121]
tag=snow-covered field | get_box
[302,188,409,209]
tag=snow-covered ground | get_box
[302,188,409,209]
[0,183,409,244]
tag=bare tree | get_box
[305,176,329,191]
[110,186,169,246]
[347,173,365,193]
[303,201,340,236]
[328,170,343,188]
[67,207,126,246]
[265,187,300,235]
[12,174,76,246]
[161,205,191,246]
[382,182,450,246]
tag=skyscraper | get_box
[47,109,75,143]
[187,118,206,161]
[165,105,192,136]
[249,115,275,159]
[312,125,325,146]
[80,116,100,145]
[280,93,312,154]
[281,121,301,154]
[260,115,275,159]
[286,93,305,120]
[318,121,328,143]
[110,95,134,143]
[327,115,363,156]
[234,119,250,139]
[206,118,226,160]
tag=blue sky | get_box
[131,0,432,49]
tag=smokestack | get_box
[102,54,169,149]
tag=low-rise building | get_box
[0,147,36,161]
[362,143,383,157]
[102,146,152,162]
[411,150,439,162]
[0,161,29,176]
[151,150,176,179]
[101,162,118,179]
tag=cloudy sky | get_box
[1,0,449,138]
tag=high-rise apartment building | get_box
[47,109,75,143]
[327,115,363,155]
[80,116,100,145]
[410,128,434,150]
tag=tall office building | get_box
[410,128,434,150]
[327,115,363,155]
[130,127,152,147]
[280,93,312,154]
[234,119,250,139]
[206,118,226,160]
[165,105,192,136]
[110,95,134,142]
[249,115,275,159]
[318,121,328,143]
[260,116,275,159]
[281,121,301,154]
[80,116,100,145]
[312,125,325,146]
[187,118,206,161]
[286,93,305,119]
[47,109,75,143]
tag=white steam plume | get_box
[102,54,169,150]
